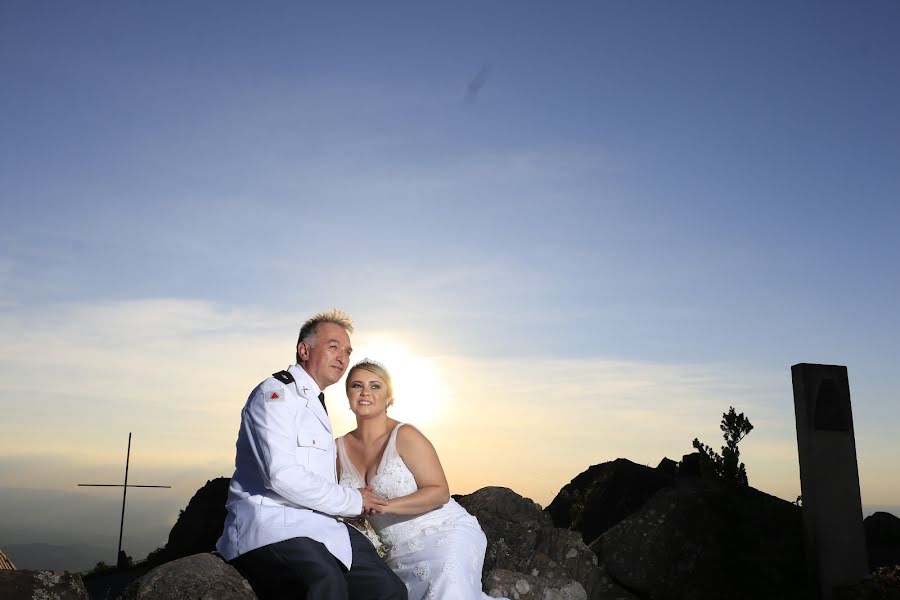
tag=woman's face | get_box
[346,368,391,416]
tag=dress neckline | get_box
[341,422,404,487]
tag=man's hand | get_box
[359,485,389,515]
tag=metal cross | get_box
[77,432,171,568]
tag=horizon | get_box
[4,469,900,572]
[2,1,899,572]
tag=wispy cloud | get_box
[0,297,785,493]
[419,354,799,504]
[2,296,895,513]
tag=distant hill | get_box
[3,542,110,572]
[865,505,900,519]
[0,484,175,567]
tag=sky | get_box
[1,0,899,569]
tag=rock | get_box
[0,569,89,599]
[485,568,587,599]
[833,564,900,600]
[656,457,678,477]
[158,477,230,563]
[544,458,674,546]
[82,565,152,600]
[593,477,808,600]
[865,511,900,571]
[678,452,703,478]
[117,553,256,600]
[456,487,635,600]
[455,486,550,572]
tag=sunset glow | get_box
[2,1,899,572]
[344,338,448,429]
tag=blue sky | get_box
[1,1,899,568]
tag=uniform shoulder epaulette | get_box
[271,370,295,384]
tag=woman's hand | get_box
[359,485,389,515]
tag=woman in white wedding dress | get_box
[336,359,503,600]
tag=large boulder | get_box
[158,477,230,563]
[0,569,88,599]
[865,511,900,571]
[545,458,674,546]
[678,452,704,479]
[456,486,552,571]
[118,553,255,599]
[593,478,808,600]
[656,457,679,478]
[456,487,636,600]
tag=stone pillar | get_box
[792,363,868,600]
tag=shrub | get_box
[692,406,753,486]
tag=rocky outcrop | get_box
[115,496,615,600]
[456,486,636,600]
[545,458,674,546]
[655,457,678,478]
[592,478,807,600]
[834,564,900,600]
[678,452,703,478]
[118,553,255,600]
[156,477,229,563]
[0,569,88,599]
[865,511,900,570]
[108,465,823,600]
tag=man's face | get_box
[297,322,352,390]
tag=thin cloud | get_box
[1,297,894,512]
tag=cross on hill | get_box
[78,432,171,568]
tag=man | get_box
[217,309,407,599]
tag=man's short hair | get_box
[296,309,354,363]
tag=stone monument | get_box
[792,363,868,600]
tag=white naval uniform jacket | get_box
[216,364,363,568]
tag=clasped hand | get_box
[359,485,389,515]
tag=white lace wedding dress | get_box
[337,423,502,600]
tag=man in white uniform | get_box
[217,309,406,599]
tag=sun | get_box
[347,338,447,427]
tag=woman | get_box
[336,359,502,600]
